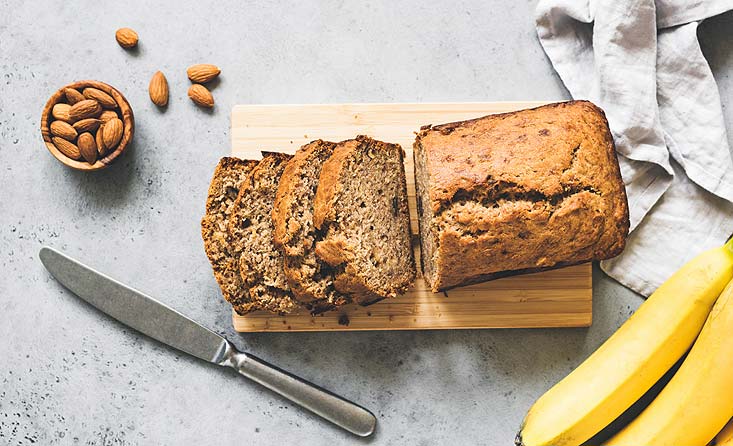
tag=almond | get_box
[148,71,169,107]
[72,118,102,133]
[187,64,221,83]
[96,124,107,156]
[77,132,98,164]
[83,88,117,109]
[188,84,214,108]
[52,103,72,122]
[52,137,82,160]
[99,110,118,123]
[50,120,78,141]
[64,88,85,105]
[102,118,123,149]
[68,99,101,121]
[115,28,138,49]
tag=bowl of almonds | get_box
[41,80,134,171]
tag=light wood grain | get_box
[230,102,592,332]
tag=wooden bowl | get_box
[41,80,134,171]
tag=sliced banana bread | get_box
[313,135,416,304]
[272,140,346,314]
[201,157,259,314]
[228,152,300,314]
[414,100,629,291]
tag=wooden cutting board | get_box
[230,102,592,332]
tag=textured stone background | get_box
[1,2,732,445]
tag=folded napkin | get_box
[536,0,733,296]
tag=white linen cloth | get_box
[535,0,733,296]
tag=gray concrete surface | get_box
[1,1,732,444]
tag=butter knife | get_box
[39,247,376,437]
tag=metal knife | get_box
[39,246,376,437]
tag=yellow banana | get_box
[516,238,733,446]
[716,417,733,446]
[606,278,733,446]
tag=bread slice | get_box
[228,152,300,314]
[413,100,629,291]
[313,135,416,304]
[272,140,346,314]
[201,157,259,314]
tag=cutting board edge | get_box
[232,312,593,332]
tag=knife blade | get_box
[39,246,376,437]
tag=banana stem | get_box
[725,235,733,253]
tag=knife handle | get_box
[218,341,376,437]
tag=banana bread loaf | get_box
[272,140,347,314]
[413,100,629,291]
[201,157,259,314]
[314,135,416,304]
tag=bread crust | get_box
[313,139,356,230]
[414,100,629,291]
[200,157,259,314]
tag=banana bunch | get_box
[516,238,733,446]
